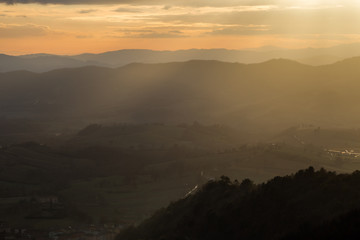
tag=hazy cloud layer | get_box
[2,0,359,7]
[0,23,53,37]
[2,0,360,54]
[1,0,273,6]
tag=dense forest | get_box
[117,168,360,240]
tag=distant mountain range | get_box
[5,43,360,72]
[1,58,360,132]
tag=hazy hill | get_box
[72,48,275,68]
[73,47,348,68]
[69,123,247,150]
[117,168,360,240]
[5,43,360,72]
[2,48,301,73]
[273,126,360,149]
[0,54,92,73]
[2,59,360,133]
[296,55,342,66]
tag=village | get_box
[0,194,124,240]
[0,221,123,240]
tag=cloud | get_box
[113,7,142,13]
[210,25,270,35]
[0,23,54,37]
[0,0,281,7]
[2,0,360,44]
[163,5,171,10]
[136,32,185,38]
[76,34,92,38]
[111,28,186,38]
[78,9,97,14]
[0,0,356,10]
[146,7,360,36]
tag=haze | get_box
[3,1,360,240]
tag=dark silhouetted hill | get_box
[117,168,360,240]
[282,209,360,240]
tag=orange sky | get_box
[1,1,360,55]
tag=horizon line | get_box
[3,42,360,56]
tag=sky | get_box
[1,0,360,55]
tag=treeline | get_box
[283,209,360,240]
[117,167,360,240]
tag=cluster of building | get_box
[0,222,123,240]
[326,149,360,159]
[0,221,29,240]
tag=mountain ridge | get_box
[0,58,324,75]
[5,43,360,72]
[1,59,360,133]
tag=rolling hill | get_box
[4,43,360,72]
[1,59,360,134]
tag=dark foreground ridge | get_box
[283,209,360,240]
[117,167,360,240]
